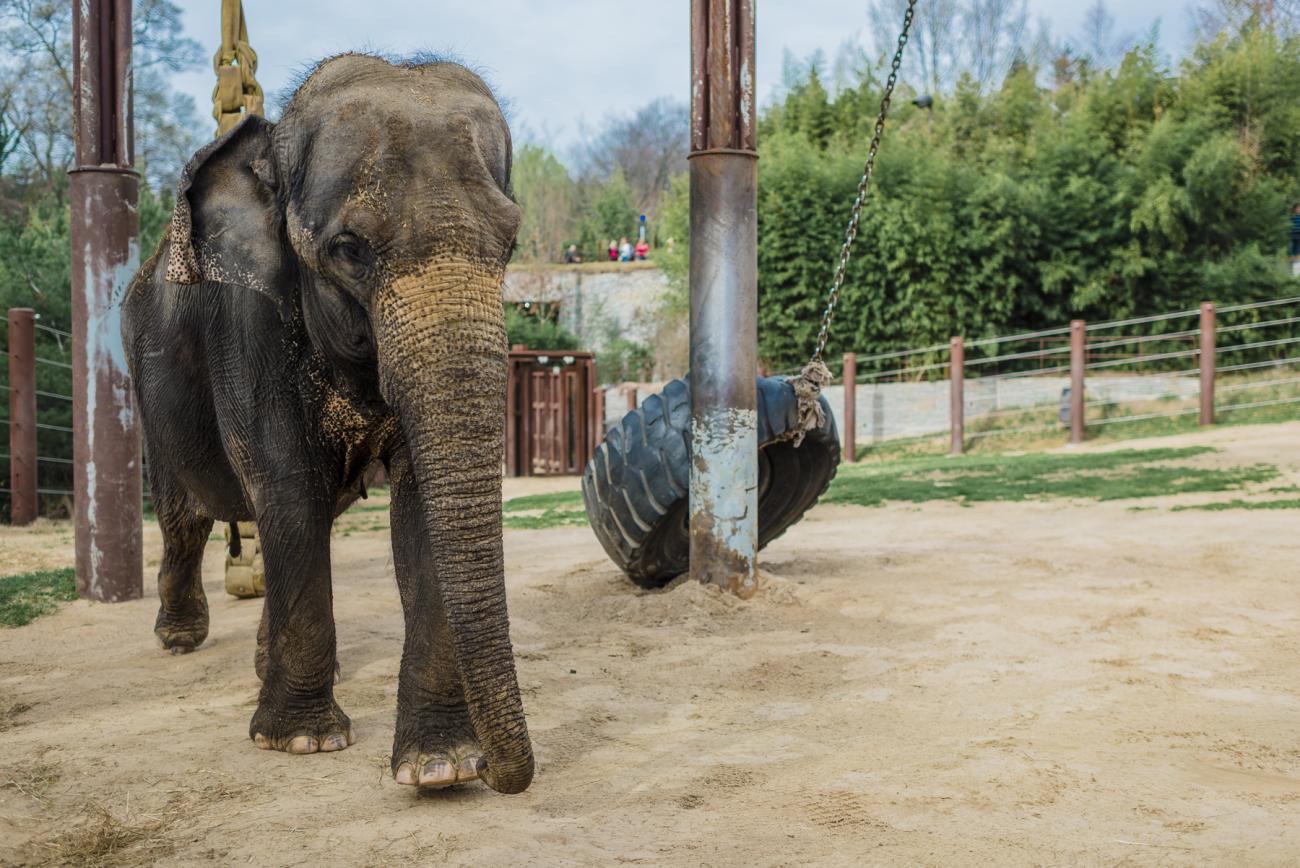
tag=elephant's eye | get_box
[328,233,372,279]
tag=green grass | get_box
[1172,498,1300,512]
[502,490,587,530]
[824,447,1276,508]
[0,568,76,627]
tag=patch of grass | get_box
[825,447,1276,508]
[502,490,587,530]
[1172,498,1300,512]
[504,490,585,511]
[1,759,60,802]
[0,568,76,627]
[41,801,176,866]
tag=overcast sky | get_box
[170,0,1197,150]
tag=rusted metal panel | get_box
[592,386,605,454]
[689,0,759,598]
[1069,320,1086,445]
[505,350,594,477]
[949,338,964,456]
[625,386,638,412]
[7,308,38,525]
[842,352,857,463]
[1199,302,1215,426]
[71,0,143,602]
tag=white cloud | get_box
[169,0,1195,149]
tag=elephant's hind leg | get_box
[153,477,215,653]
[387,446,482,789]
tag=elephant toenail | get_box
[288,735,317,754]
[346,726,357,746]
[456,757,480,782]
[320,734,347,752]
[419,761,455,787]
[253,733,271,750]
[394,763,417,785]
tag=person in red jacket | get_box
[634,238,650,260]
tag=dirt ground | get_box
[3,423,1300,866]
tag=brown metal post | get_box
[1199,302,1215,426]
[70,0,142,601]
[689,0,759,598]
[949,337,964,456]
[1069,320,1086,445]
[842,353,857,463]
[592,386,606,450]
[625,386,638,411]
[8,309,37,524]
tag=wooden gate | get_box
[506,349,599,477]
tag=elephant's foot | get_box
[391,703,482,789]
[250,696,355,754]
[153,601,209,653]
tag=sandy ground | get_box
[3,423,1300,866]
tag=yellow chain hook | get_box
[212,0,264,136]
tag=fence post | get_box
[592,386,606,449]
[1199,302,1215,426]
[625,385,638,412]
[1070,320,1086,445]
[842,352,857,463]
[949,336,964,456]
[7,309,37,525]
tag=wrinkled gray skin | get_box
[120,54,533,794]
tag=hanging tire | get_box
[582,376,840,589]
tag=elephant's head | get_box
[167,54,531,793]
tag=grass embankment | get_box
[0,568,75,627]
[825,447,1276,508]
[859,370,1300,462]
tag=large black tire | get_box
[582,376,840,589]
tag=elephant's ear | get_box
[166,116,283,289]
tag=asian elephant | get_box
[120,54,533,794]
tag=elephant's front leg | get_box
[388,447,482,788]
[249,498,354,754]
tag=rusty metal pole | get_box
[625,385,638,412]
[1199,302,1216,426]
[593,387,606,447]
[949,336,964,456]
[8,309,38,524]
[70,0,143,601]
[689,0,758,598]
[1069,320,1086,446]
[842,352,856,463]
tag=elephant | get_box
[120,53,533,794]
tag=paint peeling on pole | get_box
[689,0,758,598]
[70,0,143,602]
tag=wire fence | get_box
[834,294,1300,454]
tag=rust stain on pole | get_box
[1069,320,1086,446]
[71,0,143,602]
[1199,302,1216,426]
[8,308,38,525]
[689,0,758,598]
[842,352,857,463]
[949,337,964,456]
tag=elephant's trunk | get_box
[374,256,533,795]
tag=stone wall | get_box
[504,264,671,353]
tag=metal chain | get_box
[810,0,916,363]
